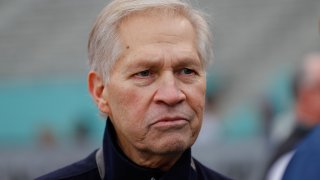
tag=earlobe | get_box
[88,71,110,114]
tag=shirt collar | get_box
[102,119,197,180]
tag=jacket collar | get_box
[101,119,197,180]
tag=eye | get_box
[180,68,195,75]
[131,69,155,86]
[134,70,151,77]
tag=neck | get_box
[117,136,183,171]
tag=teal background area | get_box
[0,78,104,146]
[0,69,293,145]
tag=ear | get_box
[88,71,110,114]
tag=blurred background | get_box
[0,0,319,179]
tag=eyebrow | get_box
[173,56,202,68]
[122,51,202,73]
[121,56,162,74]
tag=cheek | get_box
[306,92,320,106]
[312,94,320,110]
[108,83,155,127]
[185,80,206,113]
[107,86,149,139]
[182,80,206,128]
[110,86,143,117]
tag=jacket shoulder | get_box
[193,158,233,180]
[36,150,100,180]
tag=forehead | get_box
[304,56,320,83]
[119,10,196,49]
[303,54,320,85]
[114,11,199,68]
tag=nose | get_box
[153,72,186,106]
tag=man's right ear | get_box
[88,71,110,114]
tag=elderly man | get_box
[37,0,231,179]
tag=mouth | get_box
[151,116,189,129]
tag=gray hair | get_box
[88,0,213,83]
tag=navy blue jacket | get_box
[36,120,231,180]
[283,125,320,180]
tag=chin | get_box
[151,136,193,155]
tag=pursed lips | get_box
[150,115,190,127]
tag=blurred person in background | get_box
[37,0,231,179]
[265,53,320,180]
[281,18,320,180]
[38,126,57,149]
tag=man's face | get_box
[301,58,320,119]
[102,12,206,156]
